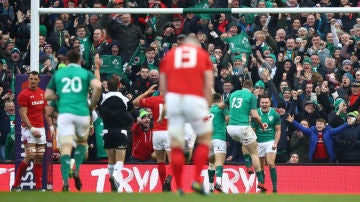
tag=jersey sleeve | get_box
[250,94,257,110]
[87,70,96,81]
[139,97,154,108]
[17,92,28,108]
[274,110,281,125]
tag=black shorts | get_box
[103,128,128,149]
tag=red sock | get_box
[34,163,43,189]
[158,162,166,185]
[193,144,209,183]
[170,147,185,189]
[13,161,29,187]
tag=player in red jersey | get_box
[159,37,214,195]
[133,84,172,192]
[11,71,55,191]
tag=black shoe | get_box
[11,186,21,192]
[191,182,207,195]
[109,176,119,192]
[62,185,69,192]
[162,175,172,192]
[73,170,82,191]
[176,188,185,196]
[214,183,223,193]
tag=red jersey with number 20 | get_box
[140,96,167,131]
[17,87,47,127]
[160,44,213,97]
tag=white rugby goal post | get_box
[30,0,360,71]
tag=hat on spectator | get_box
[39,55,50,64]
[254,80,265,89]
[347,111,359,119]
[5,39,15,47]
[39,25,47,36]
[262,45,271,52]
[11,48,20,54]
[342,59,353,66]
[233,54,242,62]
[334,98,346,111]
[282,87,291,94]
[302,57,312,64]
[226,21,238,31]
[139,109,150,119]
[177,34,187,40]
[164,22,175,30]
[304,99,316,107]
[109,40,121,49]
[335,44,342,50]
[268,54,276,61]
[343,72,354,83]
[351,81,360,87]
[58,47,68,56]
[44,43,52,49]
[172,17,182,22]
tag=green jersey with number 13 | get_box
[224,89,257,126]
[46,63,95,116]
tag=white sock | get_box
[108,164,114,176]
[113,161,124,178]
[216,177,222,185]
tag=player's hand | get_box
[260,123,266,131]
[146,84,157,95]
[49,125,55,139]
[30,128,41,138]
[272,144,277,150]
[286,114,294,123]
[94,53,101,69]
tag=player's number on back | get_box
[61,77,82,93]
[174,47,197,68]
[231,97,243,109]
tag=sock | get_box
[113,161,124,178]
[13,160,29,187]
[34,163,43,190]
[270,167,277,191]
[262,170,265,183]
[256,171,264,184]
[108,164,114,176]
[170,147,185,190]
[243,154,252,168]
[74,144,86,173]
[60,155,71,185]
[215,166,223,185]
[192,144,209,183]
[158,162,166,185]
[208,169,215,184]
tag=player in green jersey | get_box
[45,49,102,192]
[251,95,281,193]
[208,93,229,193]
[218,80,267,192]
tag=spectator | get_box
[3,100,15,162]
[131,109,154,163]
[130,65,151,99]
[287,152,299,164]
[290,119,310,163]
[286,114,350,163]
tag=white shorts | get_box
[184,123,196,148]
[57,113,90,139]
[21,126,46,144]
[165,93,212,144]
[209,139,226,157]
[226,125,257,145]
[153,130,171,151]
[257,140,276,157]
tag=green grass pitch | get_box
[1,192,360,202]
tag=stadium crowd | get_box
[1,0,360,166]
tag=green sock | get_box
[215,166,223,178]
[208,169,215,183]
[74,144,86,173]
[270,167,277,191]
[262,170,265,183]
[243,154,252,168]
[256,171,264,184]
[60,155,71,184]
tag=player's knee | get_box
[59,135,73,145]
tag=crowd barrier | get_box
[1,164,359,193]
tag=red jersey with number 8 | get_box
[160,44,213,97]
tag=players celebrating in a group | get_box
[219,80,267,192]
